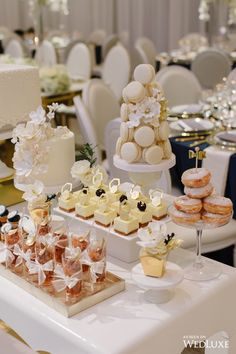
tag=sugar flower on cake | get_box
[12,104,69,184]
[71,159,108,187]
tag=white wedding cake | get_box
[12,105,75,189]
[0,64,41,130]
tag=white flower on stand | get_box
[137,221,167,249]
[23,180,45,202]
[127,97,161,127]
[71,160,91,177]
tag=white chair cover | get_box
[35,40,57,67]
[105,118,172,193]
[191,49,231,89]
[66,42,91,81]
[82,79,120,149]
[135,37,157,67]
[73,95,101,163]
[156,65,202,107]
[102,44,131,101]
[5,39,24,58]
[102,34,119,59]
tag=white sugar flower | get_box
[29,106,46,125]
[13,152,34,177]
[11,124,25,143]
[138,97,161,123]
[22,180,45,202]
[71,160,91,178]
[137,221,167,248]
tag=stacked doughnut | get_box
[170,167,233,226]
[116,64,172,165]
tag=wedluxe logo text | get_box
[183,335,229,350]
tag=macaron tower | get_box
[116,64,172,165]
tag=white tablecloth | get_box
[0,248,236,354]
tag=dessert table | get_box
[0,247,236,354]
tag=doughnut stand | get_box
[169,207,232,281]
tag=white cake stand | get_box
[15,179,80,194]
[113,154,176,191]
[132,262,184,304]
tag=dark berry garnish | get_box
[164,233,175,245]
[96,188,105,197]
[0,205,8,217]
[137,201,146,212]
[82,189,88,194]
[46,194,56,202]
[119,194,128,203]
[8,211,20,223]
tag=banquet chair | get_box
[102,44,131,101]
[35,40,57,67]
[102,34,120,59]
[191,48,231,89]
[135,37,157,68]
[66,42,92,81]
[73,95,102,164]
[82,79,120,150]
[156,65,202,107]
[105,118,172,193]
[4,38,24,58]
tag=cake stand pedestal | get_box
[169,206,232,281]
[132,262,184,304]
[113,154,176,192]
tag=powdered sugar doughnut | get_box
[169,207,201,225]
[174,196,202,214]
[203,196,233,215]
[201,211,231,226]
[182,168,211,188]
[184,183,213,199]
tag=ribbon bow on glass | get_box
[13,244,32,268]
[40,233,59,247]
[28,259,54,286]
[80,250,105,283]
[65,246,81,260]
[52,265,82,293]
[0,243,15,265]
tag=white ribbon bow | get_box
[13,244,32,268]
[52,265,82,293]
[80,250,105,283]
[28,259,54,285]
[0,243,15,265]
[40,233,59,247]
[65,246,81,260]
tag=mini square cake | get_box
[94,209,117,227]
[114,216,139,235]
[149,201,167,220]
[75,202,96,219]
[131,201,152,227]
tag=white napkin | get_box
[202,146,233,195]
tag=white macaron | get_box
[120,122,134,142]
[134,125,155,148]
[158,121,170,141]
[142,145,164,165]
[120,142,142,163]
[122,81,146,104]
[134,64,155,85]
[116,137,124,156]
[120,103,129,122]
[161,139,172,159]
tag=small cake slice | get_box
[94,194,117,227]
[75,188,96,219]
[131,201,152,227]
[113,198,139,235]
